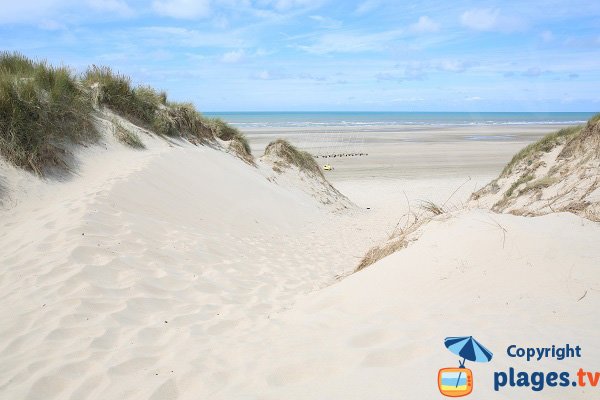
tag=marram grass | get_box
[0,52,250,174]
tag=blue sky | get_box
[1,0,599,111]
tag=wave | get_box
[229,120,587,129]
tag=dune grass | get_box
[505,173,534,197]
[419,200,445,215]
[0,52,96,174]
[523,176,557,193]
[113,120,145,149]
[0,53,248,174]
[588,112,600,125]
[356,238,407,272]
[84,66,166,127]
[264,139,322,177]
[159,102,214,142]
[501,125,582,176]
[209,118,253,162]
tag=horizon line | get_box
[202,110,598,113]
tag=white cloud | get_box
[436,60,475,73]
[258,0,323,12]
[460,8,525,32]
[0,0,136,24]
[297,29,403,54]
[250,69,326,81]
[135,26,244,48]
[465,96,482,101]
[392,97,425,102]
[541,30,554,42]
[252,70,280,80]
[221,49,245,63]
[355,0,379,15]
[309,15,342,29]
[38,19,67,30]
[152,0,211,19]
[522,67,547,77]
[87,0,134,16]
[376,63,427,82]
[257,70,271,79]
[410,16,439,33]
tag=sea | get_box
[204,112,595,129]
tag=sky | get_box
[1,0,599,112]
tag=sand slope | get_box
[0,130,396,399]
[209,210,600,399]
[472,118,600,221]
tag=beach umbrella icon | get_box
[444,336,493,388]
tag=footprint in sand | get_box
[108,356,159,376]
[349,329,393,348]
[149,378,179,400]
[361,346,415,367]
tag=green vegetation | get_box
[209,118,252,161]
[210,118,241,141]
[0,52,250,174]
[501,125,582,176]
[505,173,534,197]
[84,67,221,145]
[113,120,145,149]
[0,52,96,174]
[523,176,557,193]
[151,102,213,143]
[589,112,600,125]
[84,66,165,126]
[264,139,323,177]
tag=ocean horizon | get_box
[205,111,596,129]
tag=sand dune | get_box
[209,210,600,399]
[472,117,600,220]
[0,124,399,399]
[1,117,598,399]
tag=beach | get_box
[0,114,599,399]
[243,123,570,209]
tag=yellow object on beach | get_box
[323,164,332,171]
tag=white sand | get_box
[0,122,598,399]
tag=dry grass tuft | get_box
[356,214,426,272]
[420,200,445,215]
[264,139,322,177]
[356,179,472,272]
[113,120,145,149]
[228,136,255,165]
